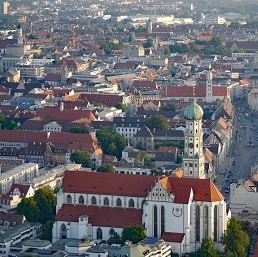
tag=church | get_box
[52,100,230,256]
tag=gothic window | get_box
[66,195,72,204]
[154,205,158,237]
[214,206,218,241]
[116,198,122,207]
[203,205,209,238]
[104,197,109,206]
[161,206,165,235]
[109,228,115,236]
[78,195,84,204]
[96,228,102,239]
[60,224,67,239]
[91,196,97,205]
[129,199,135,208]
[195,205,200,241]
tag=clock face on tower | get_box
[188,143,194,148]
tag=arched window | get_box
[129,199,134,208]
[104,197,109,206]
[79,195,84,204]
[91,196,97,205]
[66,195,72,204]
[195,205,200,241]
[116,198,122,207]
[214,205,218,241]
[203,205,209,238]
[109,228,115,236]
[161,206,165,235]
[97,228,102,239]
[154,205,158,237]
[60,224,67,239]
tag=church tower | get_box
[183,98,206,179]
[206,65,213,102]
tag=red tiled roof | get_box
[160,176,224,203]
[36,106,97,121]
[162,232,185,243]
[80,93,124,107]
[0,39,18,49]
[9,184,31,196]
[56,204,142,227]
[0,130,99,152]
[166,85,228,98]
[62,170,157,197]
[45,73,61,82]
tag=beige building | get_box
[248,87,258,112]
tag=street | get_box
[215,98,258,201]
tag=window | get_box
[66,195,72,204]
[103,197,109,206]
[195,205,200,241]
[161,206,165,234]
[214,206,218,241]
[116,198,122,207]
[154,205,157,237]
[203,205,209,237]
[109,228,115,236]
[96,228,102,239]
[91,196,97,205]
[129,199,134,208]
[79,195,84,204]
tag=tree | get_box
[145,115,171,130]
[115,102,126,112]
[197,237,219,257]
[70,127,88,134]
[134,152,152,166]
[17,197,39,222]
[221,217,250,257]
[34,187,56,224]
[108,232,122,245]
[97,164,115,173]
[160,102,176,111]
[122,225,146,244]
[96,126,126,159]
[70,150,92,168]
[41,220,54,241]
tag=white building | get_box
[0,163,38,194]
[52,100,230,256]
[230,171,258,215]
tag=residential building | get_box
[0,163,38,194]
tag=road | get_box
[216,99,258,201]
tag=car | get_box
[224,189,229,194]
[228,170,232,174]
[225,178,229,183]
[232,178,237,183]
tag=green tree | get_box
[122,225,146,244]
[115,102,126,111]
[108,232,122,245]
[134,152,152,166]
[97,164,115,173]
[221,217,250,257]
[17,197,39,222]
[34,187,56,224]
[145,115,171,130]
[96,126,126,159]
[41,220,54,241]
[160,102,176,111]
[70,126,88,134]
[70,150,92,168]
[197,237,219,257]
[143,39,154,48]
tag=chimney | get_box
[60,101,64,111]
